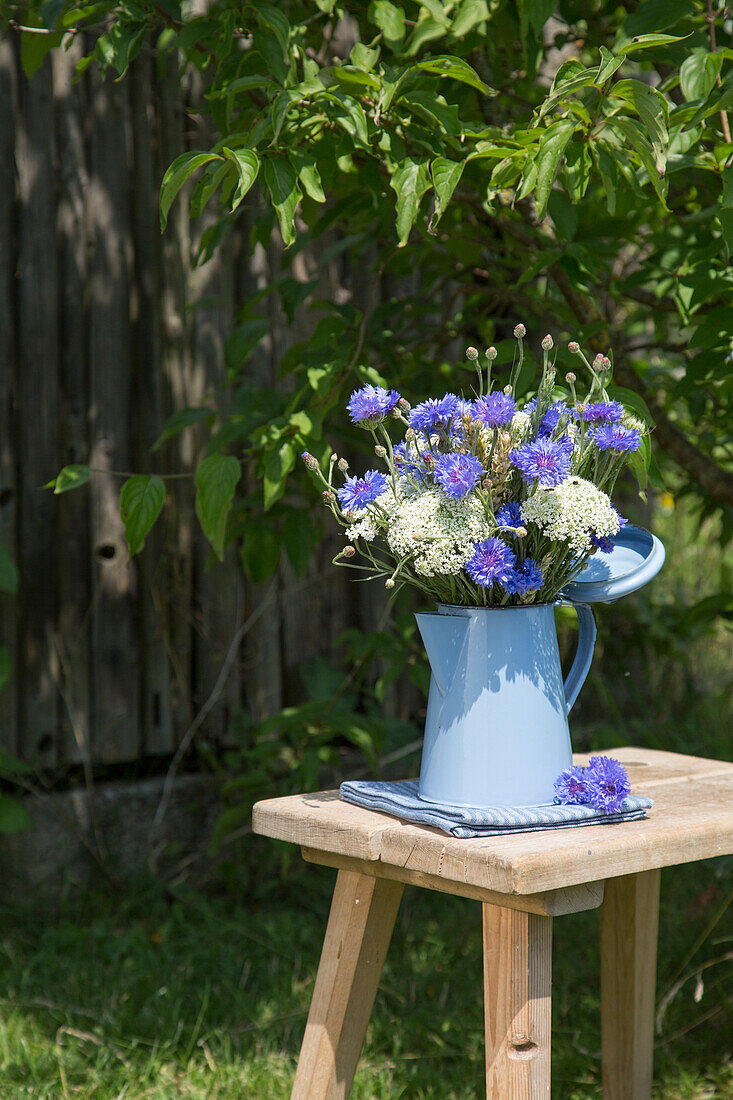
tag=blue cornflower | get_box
[592,424,642,453]
[575,400,624,423]
[409,393,459,432]
[472,392,517,429]
[465,537,516,587]
[434,453,483,498]
[510,438,571,486]
[503,558,544,594]
[495,501,523,528]
[554,765,588,806]
[583,756,631,813]
[347,385,401,426]
[537,400,568,437]
[337,470,389,512]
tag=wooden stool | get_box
[252,747,733,1099]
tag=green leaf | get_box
[399,90,461,134]
[152,407,215,450]
[350,43,381,70]
[251,0,290,52]
[547,190,577,239]
[52,464,91,494]
[389,159,431,246]
[518,0,555,38]
[368,1,405,49]
[610,79,668,174]
[240,517,281,583]
[680,49,724,103]
[195,454,242,560]
[607,386,656,426]
[263,441,296,510]
[450,0,490,38]
[401,15,446,56]
[281,511,318,578]
[534,118,576,219]
[0,795,33,834]
[160,151,222,231]
[119,475,165,558]
[0,543,18,594]
[225,320,270,376]
[110,21,146,80]
[222,147,259,210]
[429,157,464,230]
[298,161,326,203]
[320,65,381,92]
[595,46,624,87]
[624,0,691,35]
[20,24,62,80]
[411,55,493,95]
[608,116,669,208]
[263,158,301,248]
[617,33,688,56]
[271,89,303,143]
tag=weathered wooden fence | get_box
[0,35,374,770]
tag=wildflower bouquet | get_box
[302,325,650,607]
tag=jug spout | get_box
[415,613,470,697]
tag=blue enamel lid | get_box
[560,524,665,604]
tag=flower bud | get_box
[565,372,576,384]
[592,353,604,370]
[338,457,349,472]
[568,341,580,354]
[322,490,335,504]
[330,452,338,464]
[342,545,355,558]
[541,334,553,351]
[385,578,395,589]
[398,398,411,411]
[344,510,357,523]
[486,346,498,360]
[405,428,416,442]
[514,323,526,338]
[301,451,319,470]
[601,355,612,370]
[515,526,527,538]
[422,453,436,468]
[374,445,387,457]
[466,346,479,361]
[503,385,512,396]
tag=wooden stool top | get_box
[253,748,733,915]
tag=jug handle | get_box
[555,600,596,715]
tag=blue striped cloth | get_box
[339,779,652,838]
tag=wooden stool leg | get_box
[483,904,552,1099]
[291,869,404,1100]
[600,869,661,1100]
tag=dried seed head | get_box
[514,323,526,338]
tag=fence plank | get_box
[129,51,174,757]
[87,68,140,763]
[0,40,18,756]
[53,38,92,766]
[15,53,59,766]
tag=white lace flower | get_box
[520,477,620,553]
[386,487,490,576]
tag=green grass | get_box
[0,858,730,1099]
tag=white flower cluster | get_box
[520,477,620,553]
[386,487,490,576]
[345,487,396,542]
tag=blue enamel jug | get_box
[415,602,596,809]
